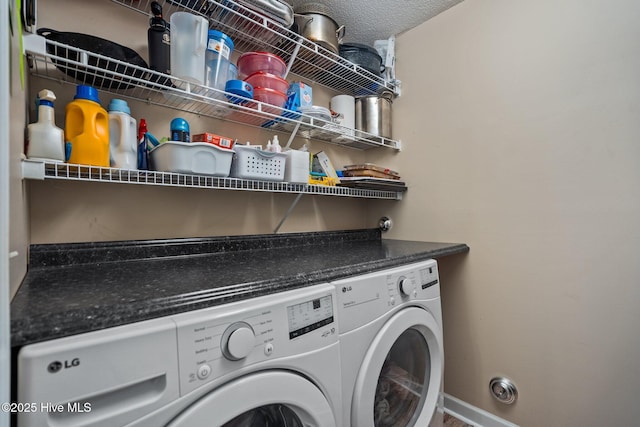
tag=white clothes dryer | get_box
[17,283,341,427]
[332,259,444,427]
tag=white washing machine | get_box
[17,283,341,427]
[332,259,444,427]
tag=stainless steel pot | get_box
[355,92,393,139]
[294,3,344,54]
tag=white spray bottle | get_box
[27,89,65,162]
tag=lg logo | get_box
[47,358,80,373]
[47,361,62,373]
[341,286,352,293]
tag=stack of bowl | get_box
[237,52,288,115]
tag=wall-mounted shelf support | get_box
[21,157,45,180]
[273,192,305,234]
[284,122,302,149]
[284,36,304,80]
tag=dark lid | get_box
[339,43,380,57]
[151,1,163,17]
[149,1,167,29]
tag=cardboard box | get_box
[287,82,313,110]
[192,133,234,150]
[314,151,340,183]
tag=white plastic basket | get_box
[149,141,234,177]
[231,145,286,181]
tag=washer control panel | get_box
[333,260,439,333]
[173,284,337,395]
[392,262,439,300]
[287,294,334,339]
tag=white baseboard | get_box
[443,393,519,427]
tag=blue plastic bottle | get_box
[170,118,190,142]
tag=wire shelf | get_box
[22,160,403,200]
[112,0,398,96]
[26,36,400,150]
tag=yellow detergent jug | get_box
[65,85,109,167]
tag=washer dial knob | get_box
[221,322,255,361]
[398,277,413,296]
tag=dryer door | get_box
[167,370,336,427]
[351,307,443,427]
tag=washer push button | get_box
[264,343,274,356]
[197,364,212,380]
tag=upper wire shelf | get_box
[25,35,400,150]
[112,0,399,97]
[21,160,403,200]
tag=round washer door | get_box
[168,370,336,427]
[352,307,443,427]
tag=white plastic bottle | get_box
[27,89,65,162]
[108,99,138,169]
[272,135,282,153]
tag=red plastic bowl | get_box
[237,52,287,79]
[253,87,287,115]
[244,72,289,94]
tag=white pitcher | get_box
[170,12,208,85]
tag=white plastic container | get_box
[284,149,310,184]
[170,12,208,84]
[108,99,138,169]
[27,89,65,162]
[231,145,286,181]
[330,94,355,142]
[149,141,234,176]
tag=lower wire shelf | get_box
[21,160,404,200]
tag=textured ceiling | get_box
[287,0,464,46]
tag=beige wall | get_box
[377,0,640,425]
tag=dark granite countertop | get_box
[10,229,469,348]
